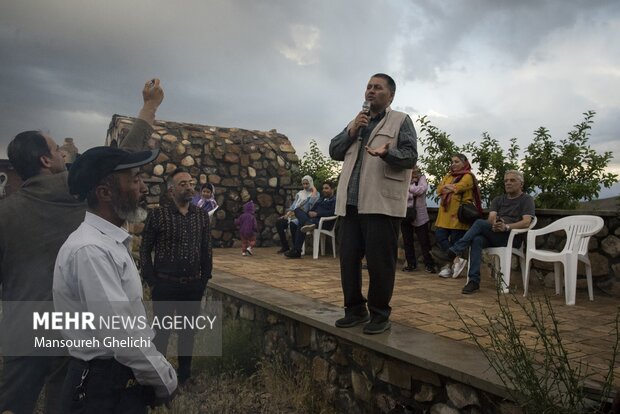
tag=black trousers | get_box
[60,358,147,414]
[151,278,205,381]
[400,220,435,268]
[275,217,298,250]
[339,205,401,318]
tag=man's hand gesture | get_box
[139,78,164,125]
[365,142,389,158]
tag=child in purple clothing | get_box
[191,183,218,214]
[235,201,258,256]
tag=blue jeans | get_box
[435,227,466,252]
[450,219,510,284]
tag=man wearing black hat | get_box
[53,145,177,412]
[0,79,164,414]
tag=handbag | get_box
[457,195,481,225]
[405,196,417,221]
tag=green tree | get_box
[522,111,617,209]
[417,116,460,203]
[292,139,341,190]
[462,134,520,205]
[418,111,617,210]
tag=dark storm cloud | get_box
[0,0,618,175]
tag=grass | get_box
[152,356,338,414]
[152,317,338,413]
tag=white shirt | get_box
[53,212,177,398]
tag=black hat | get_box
[68,146,160,200]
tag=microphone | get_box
[358,101,371,141]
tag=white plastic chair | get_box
[469,216,538,293]
[523,215,604,305]
[312,216,338,259]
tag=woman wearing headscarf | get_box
[275,175,319,254]
[433,154,482,278]
[191,183,218,214]
[400,167,436,273]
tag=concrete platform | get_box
[211,246,620,388]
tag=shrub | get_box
[453,277,618,413]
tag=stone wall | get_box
[106,115,301,247]
[208,288,521,414]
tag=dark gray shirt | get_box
[490,193,536,224]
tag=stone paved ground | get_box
[213,246,620,385]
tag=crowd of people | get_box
[0,73,537,413]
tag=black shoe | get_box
[363,315,391,335]
[424,264,436,273]
[284,249,301,259]
[276,247,289,254]
[335,310,370,328]
[462,280,480,294]
[402,265,417,272]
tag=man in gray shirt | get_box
[435,170,535,294]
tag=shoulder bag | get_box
[457,194,481,225]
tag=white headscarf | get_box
[296,175,315,204]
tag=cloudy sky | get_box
[1,0,619,195]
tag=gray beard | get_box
[116,206,148,224]
[111,195,148,224]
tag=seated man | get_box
[434,170,535,294]
[285,181,336,259]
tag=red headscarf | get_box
[440,159,483,215]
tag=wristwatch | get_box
[505,224,510,232]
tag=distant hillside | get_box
[578,196,620,211]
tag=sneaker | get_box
[402,265,417,272]
[424,264,436,274]
[438,264,452,278]
[284,249,301,259]
[452,258,467,279]
[335,309,370,328]
[242,252,247,256]
[363,315,391,335]
[246,247,253,256]
[300,224,316,233]
[462,280,480,294]
[276,247,289,254]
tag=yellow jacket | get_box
[434,173,474,230]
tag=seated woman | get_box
[433,154,482,278]
[275,175,318,254]
[191,183,218,214]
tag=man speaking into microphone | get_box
[329,73,417,334]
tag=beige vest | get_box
[335,107,411,217]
